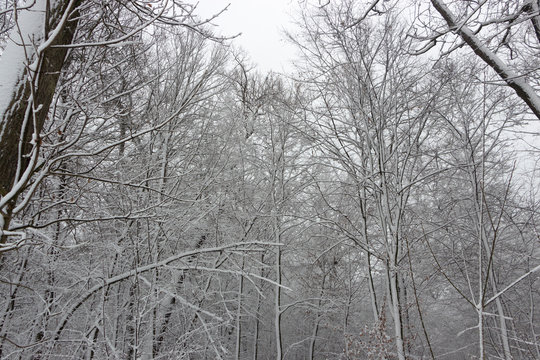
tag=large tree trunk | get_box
[0,0,82,246]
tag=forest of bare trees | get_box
[0,0,539,359]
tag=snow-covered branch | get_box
[430,0,540,120]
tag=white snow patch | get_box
[0,1,46,138]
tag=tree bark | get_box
[0,0,82,245]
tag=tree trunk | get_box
[0,0,82,247]
[235,258,245,360]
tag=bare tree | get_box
[0,0,225,252]
[411,0,540,119]
[290,1,448,358]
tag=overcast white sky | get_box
[195,0,300,73]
